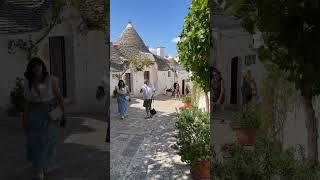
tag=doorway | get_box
[230,57,239,104]
[49,36,67,98]
[182,79,185,95]
[144,71,150,81]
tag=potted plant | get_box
[176,107,210,179]
[181,95,192,108]
[112,86,118,99]
[230,105,260,145]
[7,77,25,117]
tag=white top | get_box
[24,76,57,103]
[142,84,153,100]
[116,85,129,95]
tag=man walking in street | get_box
[140,80,154,119]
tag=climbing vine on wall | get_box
[7,0,65,60]
[259,63,299,146]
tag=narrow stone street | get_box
[110,95,192,180]
[0,113,108,180]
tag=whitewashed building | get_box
[0,0,108,114]
[110,22,190,97]
[211,6,320,158]
[212,13,265,107]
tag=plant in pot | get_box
[112,87,118,99]
[181,95,192,108]
[176,107,210,179]
[7,77,25,117]
[230,104,260,145]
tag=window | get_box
[168,71,171,77]
[245,54,256,65]
[144,71,150,80]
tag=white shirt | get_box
[24,76,57,103]
[142,84,153,100]
[116,85,129,95]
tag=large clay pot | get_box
[183,102,191,108]
[191,160,210,180]
[233,128,257,145]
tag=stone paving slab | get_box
[110,95,192,180]
[0,113,108,180]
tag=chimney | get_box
[156,47,165,57]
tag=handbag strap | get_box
[152,97,154,109]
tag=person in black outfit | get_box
[96,82,110,143]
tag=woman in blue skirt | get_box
[116,80,130,120]
[23,57,65,180]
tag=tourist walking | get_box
[115,80,130,120]
[175,83,181,100]
[140,80,153,119]
[23,57,65,180]
[212,68,225,113]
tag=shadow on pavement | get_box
[0,114,109,180]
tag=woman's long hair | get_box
[118,80,125,89]
[24,57,48,88]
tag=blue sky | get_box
[110,0,192,56]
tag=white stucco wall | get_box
[214,29,266,105]
[282,96,320,159]
[0,6,107,114]
[0,35,30,111]
[215,28,320,159]
[110,67,191,98]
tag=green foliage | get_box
[212,137,320,180]
[128,55,154,72]
[259,63,299,143]
[231,104,260,129]
[176,107,210,168]
[8,77,25,116]
[226,0,320,97]
[114,55,154,80]
[8,0,64,61]
[190,82,202,107]
[177,0,210,93]
[181,95,192,104]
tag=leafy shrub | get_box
[212,137,320,180]
[176,107,210,169]
[7,77,25,116]
[231,104,261,129]
[181,95,192,104]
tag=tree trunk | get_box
[204,91,209,112]
[303,88,318,163]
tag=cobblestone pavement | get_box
[0,113,109,180]
[212,110,237,157]
[110,95,192,180]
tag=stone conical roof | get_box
[114,21,150,56]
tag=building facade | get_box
[0,0,108,114]
[110,22,191,97]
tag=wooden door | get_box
[49,36,67,97]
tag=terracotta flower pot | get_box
[233,128,257,145]
[191,160,210,180]
[183,102,191,108]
